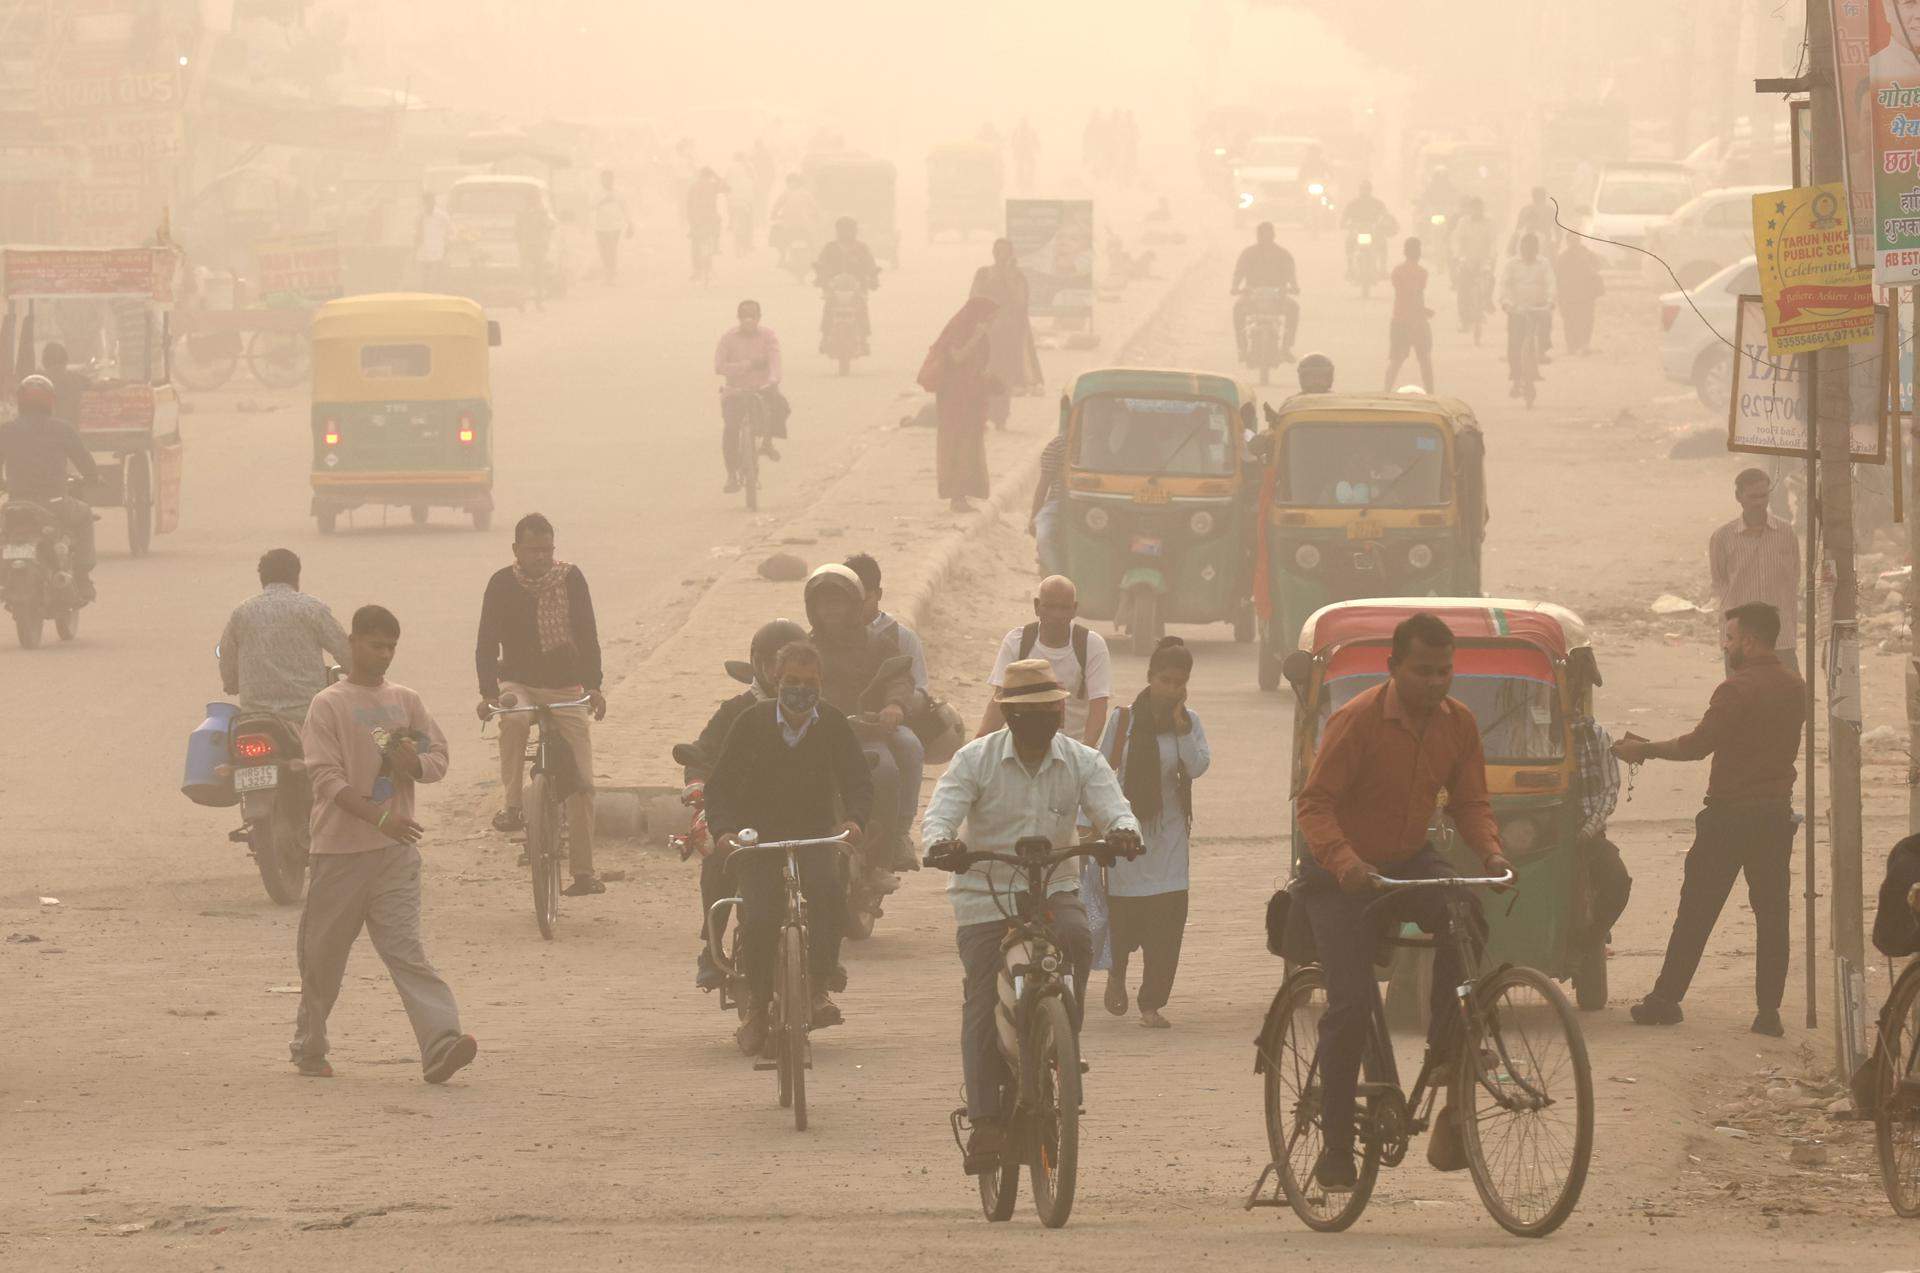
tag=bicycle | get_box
[1248,869,1594,1238]
[924,834,1141,1229]
[1871,948,1920,1217]
[1506,305,1549,407]
[704,828,854,1132]
[485,693,592,940]
[721,387,765,512]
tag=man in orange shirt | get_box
[1294,612,1511,1190]
[1383,237,1434,392]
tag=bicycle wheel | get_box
[527,774,558,940]
[1027,995,1081,1228]
[1259,967,1379,1231]
[1456,965,1594,1237]
[980,1099,1021,1221]
[782,924,810,1131]
[739,403,761,512]
[1875,965,1920,1217]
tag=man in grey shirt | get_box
[219,548,350,724]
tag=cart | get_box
[1,245,184,557]
[170,305,313,392]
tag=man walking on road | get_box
[293,605,474,1084]
[978,575,1112,747]
[219,548,349,724]
[1383,237,1434,392]
[594,170,634,283]
[1709,469,1800,674]
[1555,237,1605,355]
[415,192,450,292]
[476,513,608,896]
[1614,603,1806,1038]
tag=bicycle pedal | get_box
[752,1060,778,1071]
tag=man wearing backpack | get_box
[978,575,1112,746]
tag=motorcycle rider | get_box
[713,299,783,494]
[0,374,99,600]
[1499,232,1557,395]
[1230,221,1300,363]
[1450,196,1497,330]
[686,166,728,282]
[1294,352,1336,395]
[219,548,350,725]
[813,217,881,356]
[704,639,871,1048]
[803,564,915,891]
[845,552,927,872]
[685,618,805,990]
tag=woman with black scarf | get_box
[1096,637,1210,1028]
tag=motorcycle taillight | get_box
[234,733,276,761]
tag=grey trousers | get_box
[956,892,1090,1122]
[290,843,462,1070]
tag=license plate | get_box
[1130,536,1164,557]
[1132,487,1171,505]
[2,543,34,560]
[234,765,279,793]
[1345,520,1384,540]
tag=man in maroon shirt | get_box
[1613,603,1806,1036]
[1295,613,1510,1190]
[1383,237,1434,392]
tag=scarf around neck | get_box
[512,560,574,654]
[1121,686,1191,828]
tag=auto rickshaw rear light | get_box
[1188,510,1215,536]
[323,419,340,446]
[1085,506,1111,531]
[458,426,475,444]
[1407,543,1435,569]
[1293,544,1321,570]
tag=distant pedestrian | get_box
[1614,603,1806,1038]
[1093,637,1210,1029]
[1709,468,1800,674]
[593,170,633,283]
[1026,423,1068,576]
[514,201,555,309]
[971,238,1042,427]
[1384,237,1434,392]
[1555,238,1604,354]
[414,192,450,291]
[293,604,475,1084]
[918,295,999,513]
[977,575,1112,746]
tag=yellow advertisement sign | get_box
[1751,182,1875,356]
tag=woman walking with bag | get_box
[1097,637,1209,1028]
[917,295,999,513]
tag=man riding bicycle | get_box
[1294,613,1511,1191]
[704,640,870,1052]
[921,658,1141,1173]
[1499,232,1555,395]
[713,299,783,495]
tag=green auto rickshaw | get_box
[1254,390,1486,690]
[1060,368,1260,656]
[1281,598,1611,1013]
[309,294,501,533]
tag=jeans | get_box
[1034,498,1066,576]
[1294,846,1475,1158]
[1649,800,1794,1013]
[732,846,843,1007]
[861,739,900,863]
[956,892,1090,1121]
[1233,292,1299,355]
[1108,889,1189,1012]
[883,725,923,852]
[495,682,596,876]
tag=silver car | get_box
[1658,255,1756,411]
[1642,185,1772,289]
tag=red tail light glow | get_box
[234,733,276,761]
[1659,304,1678,332]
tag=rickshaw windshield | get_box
[1281,422,1447,506]
[1317,666,1566,763]
[1073,395,1236,476]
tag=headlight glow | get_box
[1238,192,1256,210]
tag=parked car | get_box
[1574,161,1700,271]
[1643,185,1771,289]
[1659,255,1756,411]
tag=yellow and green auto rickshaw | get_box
[1281,599,1610,1012]
[1253,390,1486,690]
[309,294,500,534]
[1060,368,1260,655]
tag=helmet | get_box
[17,374,55,413]
[749,618,807,692]
[1296,353,1334,394]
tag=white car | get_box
[1659,255,1756,410]
[1230,134,1327,227]
[1642,185,1772,289]
[1576,161,1700,271]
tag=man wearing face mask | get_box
[921,659,1141,1173]
[704,641,870,1052]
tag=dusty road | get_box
[2,194,1915,1269]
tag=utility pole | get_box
[1806,0,1867,1072]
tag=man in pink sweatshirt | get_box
[292,604,475,1083]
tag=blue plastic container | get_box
[183,702,241,807]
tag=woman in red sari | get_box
[920,295,999,513]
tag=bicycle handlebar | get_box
[1371,869,1515,890]
[922,836,1140,874]
[722,828,855,857]
[485,693,594,719]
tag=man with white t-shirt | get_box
[978,575,1112,745]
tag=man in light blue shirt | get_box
[921,658,1139,1172]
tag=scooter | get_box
[1239,286,1293,386]
[0,487,89,649]
[820,273,869,375]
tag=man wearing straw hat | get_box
[922,658,1141,1174]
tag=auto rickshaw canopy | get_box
[311,293,493,405]
[1064,368,1256,497]
[1297,597,1589,659]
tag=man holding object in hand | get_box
[292,604,474,1084]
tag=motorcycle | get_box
[1304,181,1335,234]
[1346,228,1387,298]
[1453,257,1493,344]
[1,491,88,649]
[820,273,869,375]
[225,711,313,903]
[1239,286,1292,385]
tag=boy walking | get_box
[292,605,475,1083]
